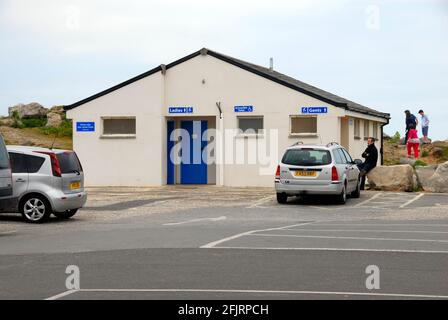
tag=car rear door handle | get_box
[16,178,26,182]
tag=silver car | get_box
[2,146,87,223]
[275,142,361,204]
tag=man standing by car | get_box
[404,110,418,145]
[357,137,378,190]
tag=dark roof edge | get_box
[64,50,202,111]
[207,50,389,120]
[64,48,390,120]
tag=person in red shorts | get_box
[407,124,420,159]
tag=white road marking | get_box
[279,228,448,234]
[353,192,383,207]
[0,231,17,236]
[399,193,425,208]
[212,246,448,254]
[163,216,226,226]
[306,223,448,227]
[200,222,315,248]
[247,195,275,208]
[45,289,79,300]
[51,288,448,299]
[250,233,448,243]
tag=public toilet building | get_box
[65,48,390,187]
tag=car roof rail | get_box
[326,142,340,147]
[291,141,304,146]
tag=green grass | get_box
[421,150,429,157]
[38,119,72,137]
[413,159,428,167]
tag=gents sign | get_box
[301,107,328,114]
[169,107,194,114]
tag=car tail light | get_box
[35,151,62,177]
[331,166,339,182]
[275,165,281,179]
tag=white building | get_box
[65,48,390,187]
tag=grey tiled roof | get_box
[65,48,390,120]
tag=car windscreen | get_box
[57,152,82,174]
[282,149,332,166]
[0,136,10,169]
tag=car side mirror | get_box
[353,159,363,165]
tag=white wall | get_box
[66,73,164,186]
[67,53,387,187]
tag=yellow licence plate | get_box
[294,171,317,177]
[70,181,81,190]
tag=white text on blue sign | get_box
[76,122,95,132]
[301,107,328,114]
[169,107,194,114]
[234,106,254,112]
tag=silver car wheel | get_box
[24,198,46,221]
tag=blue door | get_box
[180,120,208,184]
[167,121,175,185]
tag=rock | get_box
[426,161,448,193]
[399,157,416,166]
[8,102,48,118]
[433,147,444,157]
[0,118,14,127]
[49,106,64,114]
[367,165,414,192]
[46,112,62,127]
[415,165,438,191]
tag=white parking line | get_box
[250,233,448,243]
[305,223,448,227]
[45,289,79,300]
[200,221,315,248]
[399,193,425,208]
[211,246,448,254]
[353,192,383,207]
[247,195,275,208]
[45,288,448,299]
[163,216,226,226]
[280,228,448,234]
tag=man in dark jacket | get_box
[404,110,418,145]
[358,137,378,190]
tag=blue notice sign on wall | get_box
[76,122,95,132]
[169,107,194,114]
[301,107,328,114]
[234,106,254,112]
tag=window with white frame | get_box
[290,116,317,135]
[372,122,378,139]
[354,119,361,138]
[102,117,136,136]
[237,116,263,134]
[363,120,370,139]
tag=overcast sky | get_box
[1,0,447,139]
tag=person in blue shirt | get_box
[404,110,418,145]
[418,109,430,143]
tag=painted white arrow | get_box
[163,216,227,226]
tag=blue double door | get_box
[167,120,208,184]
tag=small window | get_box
[102,117,136,135]
[9,152,27,173]
[282,148,332,166]
[363,120,370,138]
[354,119,360,138]
[238,117,263,134]
[372,122,378,139]
[333,149,344,164]
[57,152,83,174]
[341,148,353,163]
[0,136,9,170]
[336,149,349,164]
[290,116,317,135]
[26,155,45,173]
